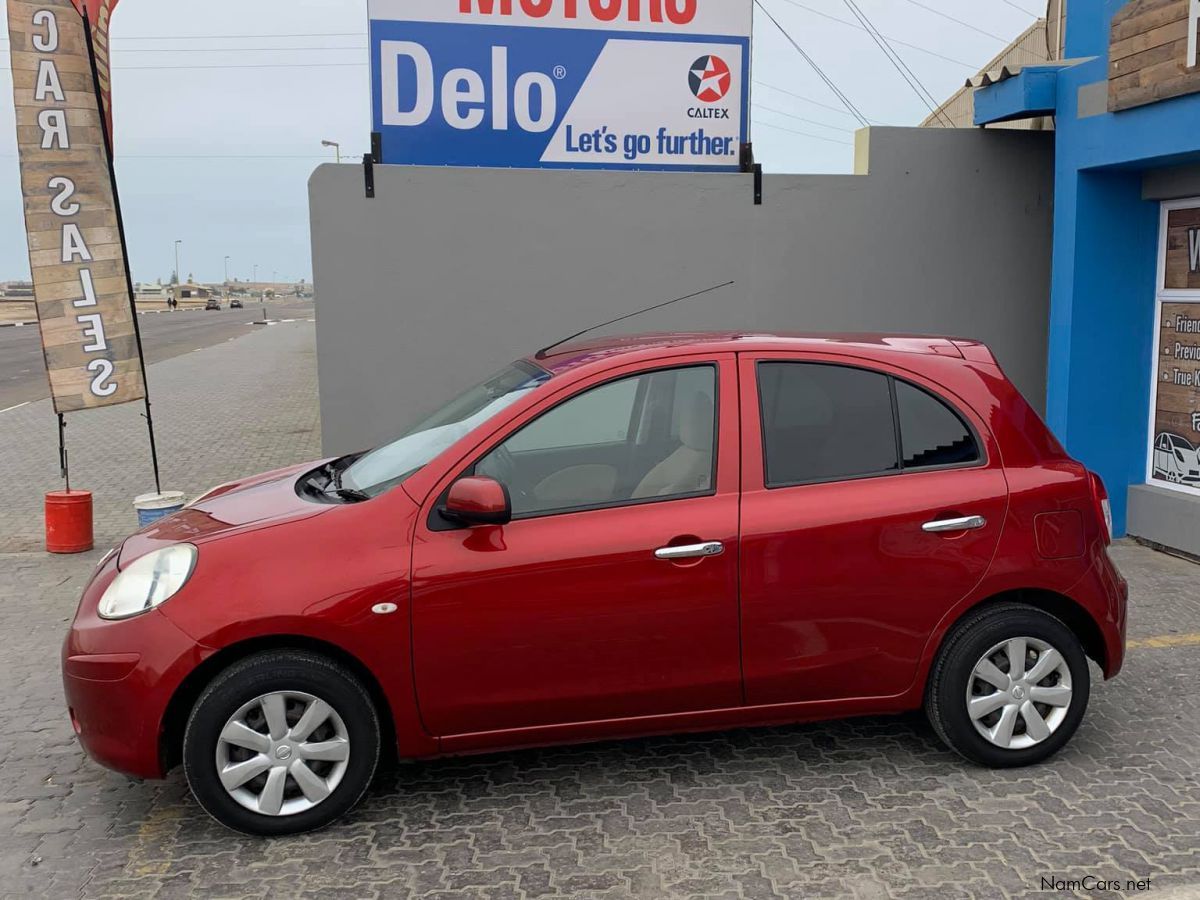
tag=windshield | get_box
[341,361,551,497]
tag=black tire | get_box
[926,603,1091,768]
[183,650,380,836]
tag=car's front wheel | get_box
[926,604,1091,768]
[183,650,380,835]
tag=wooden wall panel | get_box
[1110,0,1200,112]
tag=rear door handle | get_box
[922,515,987,533]
[655,541,725,560]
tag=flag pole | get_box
[79,4,161,493]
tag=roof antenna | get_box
[535,280,735,360]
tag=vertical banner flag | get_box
[7,0,144,413]
[369,0,753,171]
[72,0,118,142]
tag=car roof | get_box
[531,331,976,375]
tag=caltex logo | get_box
[689,55,731,103]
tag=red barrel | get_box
[46,490,94,554]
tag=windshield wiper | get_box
[330,487,371,502]
[326,462,371,503]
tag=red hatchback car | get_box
[63,333,1128,835]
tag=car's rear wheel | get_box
[183,650,380,835]
[926,604,1090,768]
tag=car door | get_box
[738,353,1009,705]
[410,354,742,740]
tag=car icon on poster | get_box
[1152,432,1200,485]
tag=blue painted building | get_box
[975,0,1200,557]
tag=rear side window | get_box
[896,380,980,469]
[758,363,899,486]
[758,362,981,488]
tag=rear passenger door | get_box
[737,354,1009,705]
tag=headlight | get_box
[98,544,198,620]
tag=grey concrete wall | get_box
[1128,485,1200,558]
[310,127,1054,456]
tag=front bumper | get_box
[61,555,205,780]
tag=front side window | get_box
[476,365,717,518]
[758,362,981,488]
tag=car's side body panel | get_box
[62,333,1129,780]
[736,351,1011,706]
[153,489,439,760]
[409,353,743,737]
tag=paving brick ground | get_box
[1,323,1198,899]
[0,321,321,553]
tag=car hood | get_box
[117,460,330,568]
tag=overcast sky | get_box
[0,0,1043,284]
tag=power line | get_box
[754,0,870,128]
[841,0,953,127]
[82,45,368,53]
[753,120,854,146]
[112,32,367,40]
[896,0,1009,43]
[773,0,977,68]
[753,103,855,133]
[755,81,893,125]
[0,154,352,159]
[1000,0,1040,16]
[0,32,367,42]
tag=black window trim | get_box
[755,360,987,491]
[429,362,721,530]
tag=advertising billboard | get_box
[7,0,144,412]
[1150,203,1200,495]
[368,0,752,171]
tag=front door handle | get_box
[922,515,987,533]
[655,541,725,560]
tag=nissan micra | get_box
[63,333,1127,835]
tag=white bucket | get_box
[134,491,187,527]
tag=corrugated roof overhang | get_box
[971,61,1082,126]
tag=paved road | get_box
[0,301,315,410]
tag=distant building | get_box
[173,283,214,301]
[923,1,1063,131]
[0,281,34,298]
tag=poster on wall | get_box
[1151,302,1200,492]
[1164,207,1200,290]
[368,0,752,171]
[7,0,144,413]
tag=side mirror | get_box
[441,476,512,527]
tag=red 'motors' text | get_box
[459,0,698,25]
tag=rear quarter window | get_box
[896,380,980,469]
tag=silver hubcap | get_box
[967,636,1073,750]
[215,691,350,817]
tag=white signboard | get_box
[369,0,753,171]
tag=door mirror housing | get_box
[442,477,512,527]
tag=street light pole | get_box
[173,240,182,311]
[321,139,341,163]
[224,255,231,284]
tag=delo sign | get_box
[368,0,752,171]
